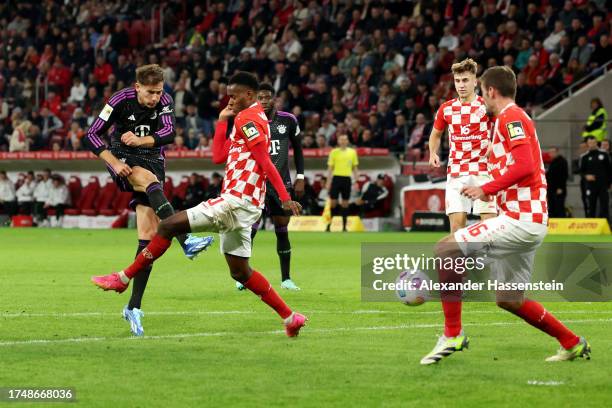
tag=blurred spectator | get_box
[184,104,207,137]
[0,171,17,218]
[68,77,87,104]
[406,113,430,152]
[66,122,85,150]
[44,175,70,227]
[387,113,410,153]
[9,120,32,152]
[194,134,211,152]
[316,176,329,214]
[39,107,63,147]
[183,173,206,209]
[590,34,610,70]
[174,80,196,126]
[354,174,389,216]
[546,148,569,218]
[205,172,223,200]
[33,169,52,225]
[16,171,36,215]
[171,136,189,152]
[570,36,594,69]
[533,76,556,106]
[544,21,566,52]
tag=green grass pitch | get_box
[1,229,611,407]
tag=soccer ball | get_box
[396,270,430,306]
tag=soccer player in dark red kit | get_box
[420,66,590,365]
[92,72,307,337]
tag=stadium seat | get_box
[173,176,190,202]
[356,174,371,191]
[67,175,82,205]
[164,176,174,201]
[67,176,100,216]
[113,191,133,213]
[97,178,120,215]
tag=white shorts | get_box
[186,194,262,258]
[453,214,548,284]
[445,175,497,215]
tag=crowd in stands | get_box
[0,0,610,161]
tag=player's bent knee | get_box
[157,219,175,238]
[496,300,522,312]
[229,266,250,283]
[129,168,159,191]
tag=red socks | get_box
[244,270,292,319]
[124,235,172,279]
[442,301,462,337]
[513,299,580,349]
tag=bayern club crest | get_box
[277,124,286,134]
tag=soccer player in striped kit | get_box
[428,58,497,233]
[235,83,304,291]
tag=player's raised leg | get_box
[91,209,194,292]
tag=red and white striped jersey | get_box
[433,96,493,178]
[489,103,548,225]
[222,102,270,208]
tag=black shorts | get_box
[329,176,351,200]
[106,148,165,209]
[265,188,294,217]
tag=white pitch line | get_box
[527,380,565,386]
[2,309,612,318]
[0,318,610,347]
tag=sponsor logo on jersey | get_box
[160,106,173,115]
[134,125,150,137]
[100,104,113,121]
[241,121,260,140]
[506,121,525,140]
[270,139,281,155]
[277,124,286,134]
[128,114,136,121]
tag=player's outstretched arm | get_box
[428,128,443,167]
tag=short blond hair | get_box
[451,58,478,76]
